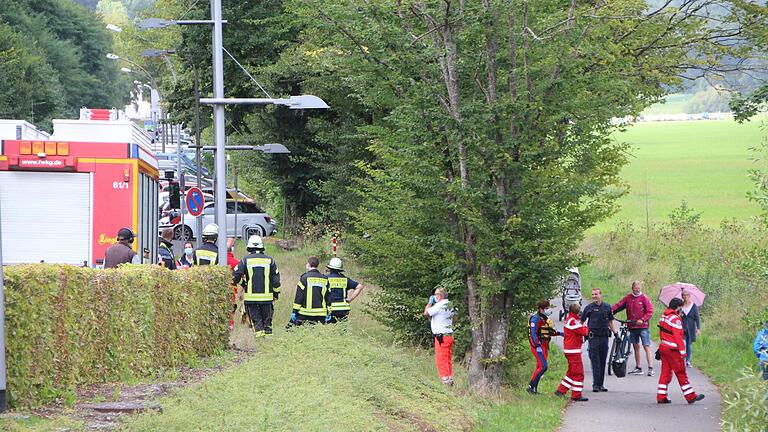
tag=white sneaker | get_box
[647,368,655,377]
[628,367,643,375]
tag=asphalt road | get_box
[552,298,722,432]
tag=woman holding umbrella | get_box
[681,291,701,367]
[659,283,705,368]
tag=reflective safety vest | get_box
[326,272,359,312]
[194,243,218,266]
[293,269,330,317]
[234,253,280,302]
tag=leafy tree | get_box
[156,0,374,225]
[287,0,755,394]
[0,24,67,129]
[0,0,126,121]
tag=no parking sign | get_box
[186,187,205,217]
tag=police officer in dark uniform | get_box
[581,288,617,392]
[158,227,177,269]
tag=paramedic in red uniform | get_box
[555,303,589,401]
[527,299,561,394]
[657,297,705,404]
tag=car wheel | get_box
[244,226,265,239]
[174,225,193,241]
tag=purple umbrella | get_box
[658,282,705,307]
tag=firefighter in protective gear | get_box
[325,257,365,323]
[194,223,219,265]
[555,303,589,401]
[527,299,561,394]
[289,256,330,326]
[657,297,705,404]
[232,235,280,337]
[158,227,177,270]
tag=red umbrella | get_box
[658,282,705,307]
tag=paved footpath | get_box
[551,300,722,432]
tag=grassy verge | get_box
[1,238,568,431]
[123,323,567,432]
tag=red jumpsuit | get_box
[557,312,589,399]
[657,308,699,403]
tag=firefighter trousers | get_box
[658,347,697,402]
[245,302,274,335]
[557,353,585,399]
[434,334,454,380]
[529,343,549,390]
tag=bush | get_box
[721,368,768,432]
[3,264,230,408]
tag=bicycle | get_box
[608,319,632,378]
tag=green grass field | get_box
[593,118,766,232]
[640,93,694,115]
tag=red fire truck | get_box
[0,108,159,266]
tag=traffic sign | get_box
[186,187,205,217]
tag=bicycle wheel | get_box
[610,329,631,377]
[608,337,619,376]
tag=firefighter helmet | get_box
[327,257,343,271]
[246,235,264,250]
[117,227,135,243]
[202,223,219,238]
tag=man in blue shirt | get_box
[581,288,617,392]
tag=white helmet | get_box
[202,223,219,237]
[327,257,343,271]
[247,235,264,250]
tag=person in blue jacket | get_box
[754,321,768,380]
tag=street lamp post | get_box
[0,186,7,413]
[141,1,328,264]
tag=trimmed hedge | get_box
[3,264,230,408]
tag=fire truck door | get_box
[0,171,92,265]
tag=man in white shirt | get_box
[424,287,455,385]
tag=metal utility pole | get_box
[177,123,186,237]
[0,189,7,412]
[211,0,228,265]
[194,67,203,248]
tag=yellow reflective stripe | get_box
[244,257,272,301]
[196,249,217,264]
[292,303,301,310]
[330,303,351,311]
[329,278,347,288]
[245,293,275,301]
[298,308,328,317]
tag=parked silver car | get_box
[160,200,278,241]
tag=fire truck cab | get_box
[0,108,159,267]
